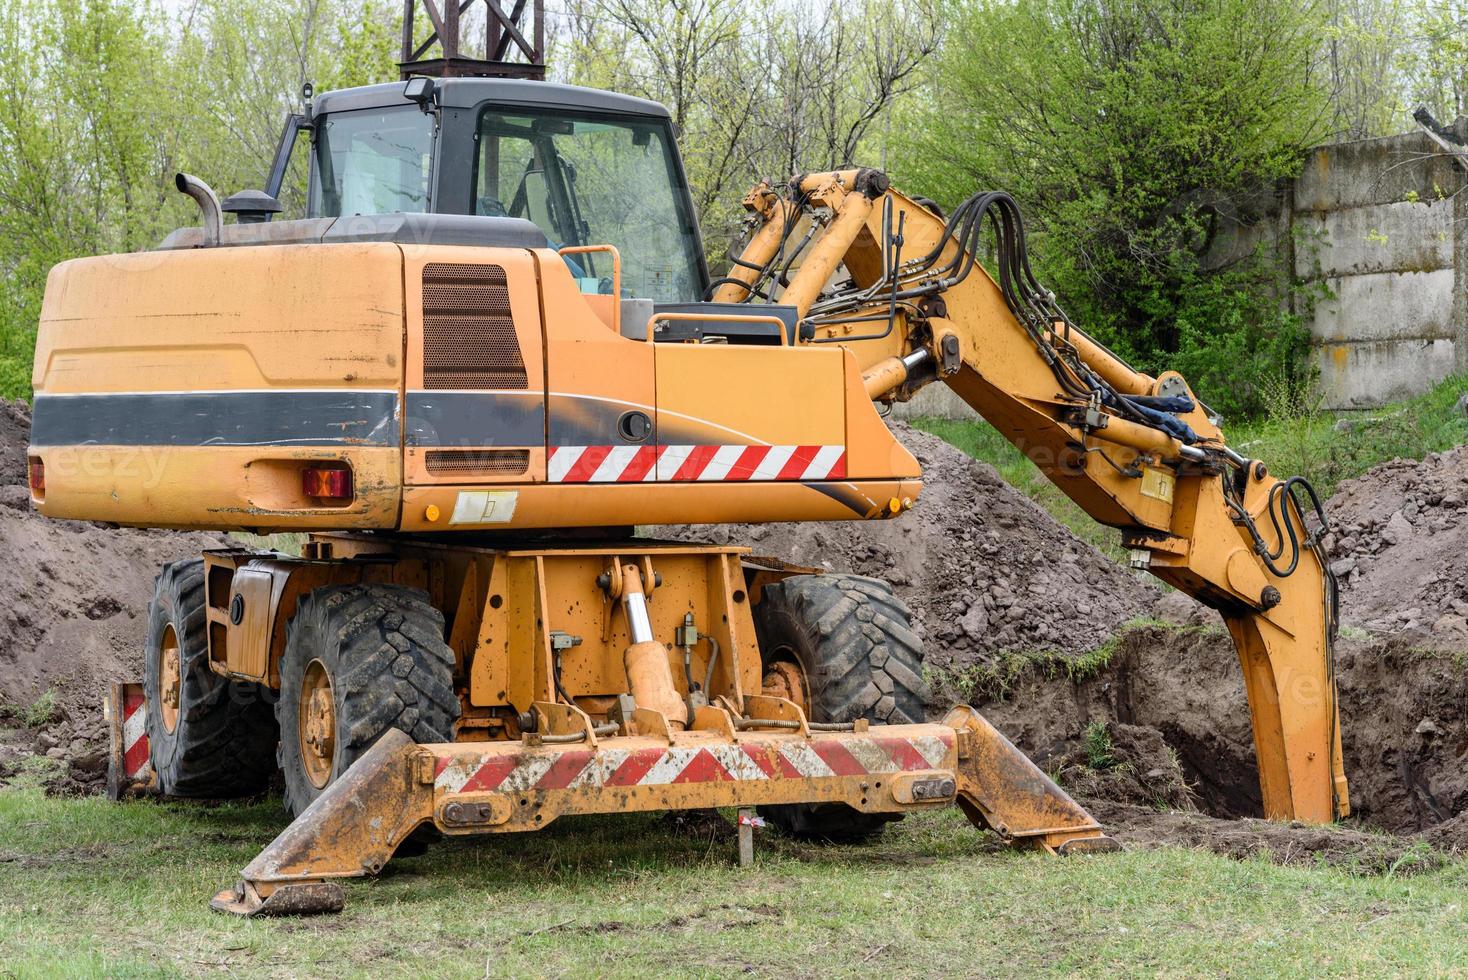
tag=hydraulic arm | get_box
[719,169,1348,823]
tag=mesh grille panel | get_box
[424,449,530,476]
[422,263,527,390]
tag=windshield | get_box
[475,109,703,303]
[312,106,433,216]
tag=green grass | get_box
[913,374,1468,550]
[1082,721,1116,771]
[1225,373,1468,499]
[22,690,58,729]
[2,787,1468,977]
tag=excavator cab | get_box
[266,78,709,306]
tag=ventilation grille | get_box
[424,449,530,476]
[422,263,527,390]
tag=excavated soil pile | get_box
[667,425,1468,866]
[0,400,226,793]
[1324,447,1468,643]
[659,422,1159,667]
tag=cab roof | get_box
[314,77,673,120]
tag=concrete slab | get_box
[1311,269,1456,344]
[1295,132,1460,211]
[1315,337,1456,409]
[890,384,977,421]
[1294,200,1453,278]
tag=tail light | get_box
[27,457,44,496]
[302,465,352,503]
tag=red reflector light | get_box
[302,466,352,501]
[27,457,44,495]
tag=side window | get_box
[476,127,537,220]
[310,107,433,217]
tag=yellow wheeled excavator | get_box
[27,10,1345,916]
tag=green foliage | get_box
[0,0,401,402]
[1158,252,1321,421]
[1082,720,1116,771]
[22,689,57,728]
[896,0,1329,417]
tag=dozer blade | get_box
[211,710,1115,916]
[942,705,1121,854]
[210,729,430,917]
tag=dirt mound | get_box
[1088,800,1446,874]
[0,400,227,793]
[657,422,1157,668]
[1325,447,1468,642]
[1050,722,1196,812]
[976,617,1468,835]
[0,399,28,486]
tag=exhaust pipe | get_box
[174,172,222,247]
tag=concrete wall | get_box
[1289,130,1466,408]
[889,383,976,421]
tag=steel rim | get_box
[299,659,337,789]
[761,655,809,715]
[158,624,181,734]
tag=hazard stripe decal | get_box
[433,733,953,794]
[120,687,151,780]
[546,444,847,484]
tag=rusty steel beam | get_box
[400,0,545,80]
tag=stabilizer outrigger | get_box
[209,703,1116,917]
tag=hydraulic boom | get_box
[717,169,1347,823]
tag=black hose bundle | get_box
[738,183,1200,442]
[1227,474,1331,579]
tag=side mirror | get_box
[403,77,436,112]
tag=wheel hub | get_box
[158,625,181,734]
[761,659,808,712]
[300,659,336,788]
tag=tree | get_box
[555,0,941,257]
[0,0,400,399]
[896,0,1330,417]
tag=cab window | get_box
[475,110,702,303]
[312,106,434,216]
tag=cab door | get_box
[539,259,659,487]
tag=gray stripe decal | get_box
[547,393,644,448]
[30,391,399,447]
[406,391,544,447]
[546,393,740,447]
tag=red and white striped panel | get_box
[546,444,846,484]
[434,733,952,795]
[121,685,151,781]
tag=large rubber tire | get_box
[143,559,277,797]
[277,584,460,817]
[753,573,926,842]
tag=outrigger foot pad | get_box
[210,880,346,917]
